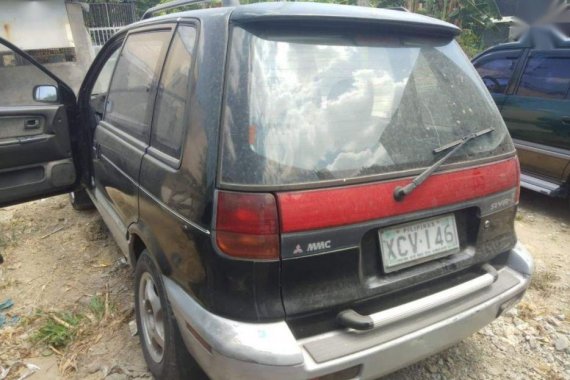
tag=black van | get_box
[473,26,570,199]
[0,2,533,379]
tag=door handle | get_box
[24,119,40,129]
[561,117,570,125]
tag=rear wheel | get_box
[134,251,205,380]
[69,188,94,211]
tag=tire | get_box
[69,188,95,211]
[134,251,206,380]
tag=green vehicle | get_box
[473,27,570,199]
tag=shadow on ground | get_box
[518,189,569,222]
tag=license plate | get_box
[379,214,459,273]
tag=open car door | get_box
[0,37,79,207]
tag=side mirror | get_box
[33,85,58,103]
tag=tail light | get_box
[215,191,279,260]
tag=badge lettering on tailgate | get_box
[306,240,332,252]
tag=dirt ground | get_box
[0,190,569,380]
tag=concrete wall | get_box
[0,0,74,51]
[0,0,95,95]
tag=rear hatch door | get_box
[220,14,519,320]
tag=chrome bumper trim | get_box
[165,242,533,380]
[164,277,303,367]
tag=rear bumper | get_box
[165,242,533,380]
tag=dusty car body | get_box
[0,2,533,379]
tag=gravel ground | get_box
[0,189,569,379]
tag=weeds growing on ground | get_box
[89,295,106,321]
[30,292,119,353]
[88,294,117,322]
[33,312,82,348]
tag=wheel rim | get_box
[138,272,166,363]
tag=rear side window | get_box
[151,26,197,158]
[221,27,513,187]
[516,55,570,99]
[474,53,519,94]
[105,31,171,141]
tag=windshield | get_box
[221,26,513,187]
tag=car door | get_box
[500,50,570,181]
[137,23,210,290]
[0,37,78,207]
[473,49,523,109]
[90,25,173,232]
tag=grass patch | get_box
[27,292,127,375]
[89,295,106,321]
[88,294,117,322]
[33,312,83,349]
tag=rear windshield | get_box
[221,26,513,187]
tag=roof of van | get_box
[140,2,460,36]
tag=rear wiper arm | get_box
[393,127,494,201]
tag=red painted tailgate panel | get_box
[277,157,519,233]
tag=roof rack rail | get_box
[142,0,239,20]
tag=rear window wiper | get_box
[393,127,494,201]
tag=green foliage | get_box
[375,0,406,7]
[457,28,483,57]
[403,0,500,57]
[88,296,106,321]
[88,295,116,320]
[33,312,83,349]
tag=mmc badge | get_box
[292,240,332,255]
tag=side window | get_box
[151,26,197,158]
[90,48,121,120]
[516,55,570,100]
[0,43,58,106]
[105,31,171,141]
[475,54,519,94]
[92,48,121,97]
